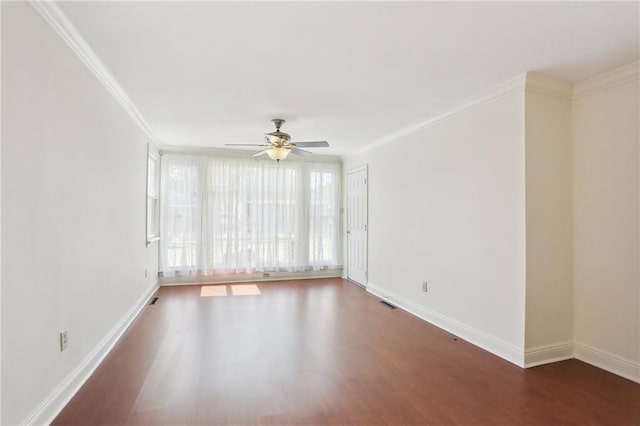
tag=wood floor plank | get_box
[53,278,640,425]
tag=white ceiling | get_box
[57,1,639,157]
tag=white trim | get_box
[526,72,573,99]
[524,342,574,368]
[345,165,368,287]
[346,164,368,175]
[145,146,160,245]
[366,282,525,367]
[574,341,640,384]
[28,1,163,149]
[343,73,527,159]
[23,280,159,426]
[160,270,342,286]
[340,62,638,161]
[573,61,639,99]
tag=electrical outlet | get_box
[263,272,270,278]
[60,330,69,352]
[422,280,428,292]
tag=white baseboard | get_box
[574,341,640,384]
[363,283,639,382]
[24,280,159,425]
[160,270,342,286]
[366,282,525,367]
[524,342,574,368]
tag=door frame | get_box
[345,164,368,288]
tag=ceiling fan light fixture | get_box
[225,118,329,160]
[266,147,291,161]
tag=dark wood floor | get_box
[54,278,639,425]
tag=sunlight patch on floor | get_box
[200,284,261,297]
[231,284,261,295]
[200,286,228,297]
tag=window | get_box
[309,170,340,267]
[159,154,341,276]
[146,148,160,246]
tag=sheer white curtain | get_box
[160,154,341,277]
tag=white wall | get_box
[524,82,573,353]
[342,66,639,380]
[343,89,527,364]
[572,64,639,380]
[1,3,159,424]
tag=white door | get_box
[346,165,368,286]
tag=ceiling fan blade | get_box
[291,147,313,157]
[252,149,270,157]
[292,141,329,147]
[225,143,270,147]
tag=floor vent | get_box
[149,297,159,305]
[380,300,397,309]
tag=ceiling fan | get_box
[225,119,329,161]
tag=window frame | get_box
[146,146,161,247]
[159,154,342,274]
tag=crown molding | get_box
[29,1,164,148]
[342,61,636,160]
[343,73,527,160]
[573,61,639,99]
[525,72,573,99]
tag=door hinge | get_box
[364,178,367,185]
[364,224,367,232]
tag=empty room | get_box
[1,1,639,425]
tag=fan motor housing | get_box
[271,118,286,130]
